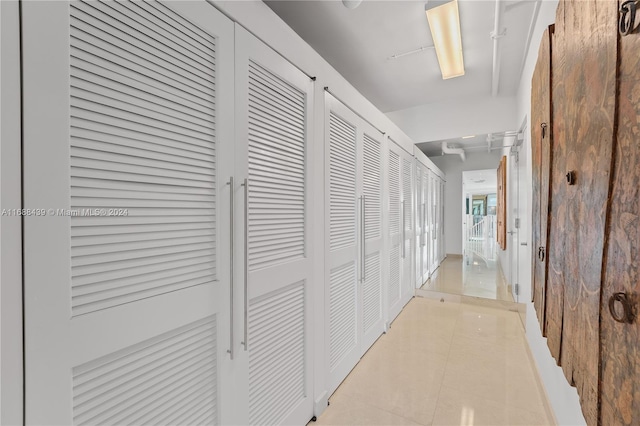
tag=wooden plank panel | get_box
[549,1,618,424]
[545,0,565,370]
[531,25,554,334]
[600,15,640,426]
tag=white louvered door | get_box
[360,128,384,352]
[325,95,385,395]
[325,96,360,395]
[22,1,235,424]
[421,168,431,283]
[414,164,423,288]
[387,139,404,323]
[440,179,446,262]
[429,172,438,274]
[401,153,414,303]
[235,26,315,426]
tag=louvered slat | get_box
[388,245,400,305]
[363,134,381,241]
[69,0,217,316]
[72,316,217,426]
[329,262,357,370]
[329,112,356,251]
[248,282,306,426]
[389,151,400,235]
[363,252,381,332]
[247,61,306,271]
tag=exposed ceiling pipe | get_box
[517,0,542,83]
[442,141,466,162]
[491,0,506,97]
[503,134,516,145]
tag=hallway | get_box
[314,298,553,425]
[421,256,513,302]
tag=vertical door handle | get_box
[421,203,425,247]
[361,195,366,282]
[226,177,234,359]
[401,201,406,259]
[241,178,249,351]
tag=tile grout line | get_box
[330,302,447,426]
[427,301,461,426]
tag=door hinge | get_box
[515,283,520,295]
[515,218,520,229]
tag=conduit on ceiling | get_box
[491,0,506,97]
[442,141,466,162]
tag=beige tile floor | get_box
[313,298,554,426]
[422,255,513,302]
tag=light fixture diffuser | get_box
[425,0,465,79]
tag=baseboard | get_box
[523,335,559,425]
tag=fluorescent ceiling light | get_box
[461,135,475,139]
[425,0,465,79]
[342,0,362,9]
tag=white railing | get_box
[465,215,497,261]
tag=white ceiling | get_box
[463,169,498,195]
[416,130,517,156]
[265,0,537,114]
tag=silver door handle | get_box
[421,203,426,247]
[227,177,234,360]
[241,178,249,351]
[401,200,406,259]
[361,195,366,282]
[520,242,528,246]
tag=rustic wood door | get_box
[599,10,640,425]
[531,25,554,333]
[545,0,618,424]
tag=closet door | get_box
[429,172,438,274]
[414,164,423,288]
[546,1,617,422]
[325,96,360,393]
[531,25,553,331]
[22,1,234,424]
[421,168,431,283]
[235,26,315,426]
[401,152,414,302]
[360,129,384,351]
[599,13,640,425]
[438,179,445,265]
[387,140,404,322]
[433,177,439,265]
[325,95,385,393]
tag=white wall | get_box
[511,1,586,424]
[431,151,503,255]
[386,95,518,143]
